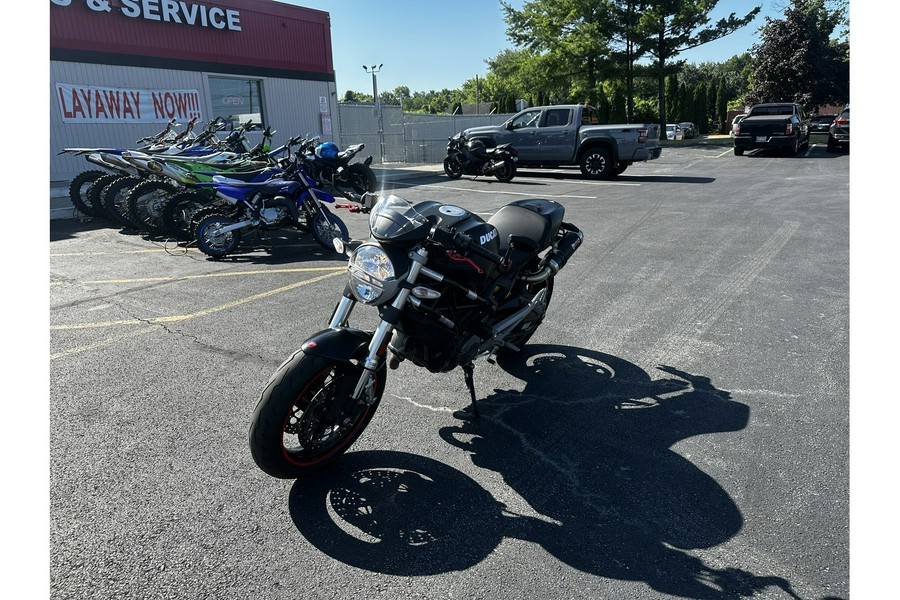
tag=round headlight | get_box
[348,244,396,304]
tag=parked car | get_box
[730,114,746,137]
[810,114,836,133]
[461,104,662,179]
[678,122,696,139]
[827,105,849,152]
[666,124,684,141]
[733,102,810,156]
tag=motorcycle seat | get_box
[487,199,565,253]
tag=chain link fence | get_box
[337,103,514,164]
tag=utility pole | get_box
[363,64,384,163]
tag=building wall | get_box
[50,0,338,184]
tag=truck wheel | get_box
[579,148,612,179]
[734,147,744,156]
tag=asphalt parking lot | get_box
[48,142,849,599]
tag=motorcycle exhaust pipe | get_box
[521,226,583,283]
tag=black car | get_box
[810,114,836,133]
[827,106,849,152]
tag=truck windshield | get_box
[749,106,794,116]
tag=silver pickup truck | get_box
[462,104,662,179]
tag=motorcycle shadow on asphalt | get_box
[288,345,805,599]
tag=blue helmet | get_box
[315,141,339,159]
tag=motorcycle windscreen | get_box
[369,195,432,242]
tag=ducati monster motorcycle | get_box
[443,132,518,182]
[249,193,583,478]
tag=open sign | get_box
[222,95,244,105]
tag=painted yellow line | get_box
[50,325,159,361]
[51,270,345,331]
[51,248,197,257]
[50,242,320,258]
[84,266,345,284]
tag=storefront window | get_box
[208,76,264,129]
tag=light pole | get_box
[363,64,385,163]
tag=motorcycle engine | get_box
[260,206,290,225]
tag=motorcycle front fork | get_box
[329,249,428,404]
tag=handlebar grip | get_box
[430,226,504,266]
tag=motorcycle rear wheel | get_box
[196,212,241,258]
[249,351,385,478]
[162,190,213,241]
[68,170,108,217]
[310,208,350,252]
[127,180,179,236]
[100,176,142,228]
[443,157,463,179]
[86,173,122,220]
[344,163,377,194]
[493,157,517,182]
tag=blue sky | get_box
[280,0,785,97]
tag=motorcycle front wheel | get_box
[310,208,350,252]
[196,212,242,258]
[249,351,386,478]
[443,157,463,179]
[493,157,517,182]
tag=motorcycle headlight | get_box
[348,243,398,305]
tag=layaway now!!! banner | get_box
[56,83,202,124]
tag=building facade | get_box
[50,0,339,184]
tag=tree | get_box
[501,0,613,107]
[747,0,849,109]
[607,0,649,122]
[636,1,761,139]
[715,77,727,133]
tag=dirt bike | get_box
[117,123,281,236]
[191,154,351,259]
[248,193,583,478]
[443,132,518,182]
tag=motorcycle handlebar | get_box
[430,226,506,267]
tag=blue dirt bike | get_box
[191,158,351,259]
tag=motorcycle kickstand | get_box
[454,362,481,422]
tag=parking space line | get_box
[51,270,345,333]
[714,148,733,158]
[391,181,600,198]
[83,266,345,285]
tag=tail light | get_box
[835,117,849,126]
[785,123,794,135]
[637,128,648,143]
[733,124,740,135]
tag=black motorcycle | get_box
[443,132,518,182]
[249,193,583,478]
[299,139,378,197]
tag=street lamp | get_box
[363,64,385,163]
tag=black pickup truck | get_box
[733,102,810,156]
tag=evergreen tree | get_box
[636,1,761,139]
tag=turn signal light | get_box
[637,128,648,143]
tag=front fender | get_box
[301,328,374,363]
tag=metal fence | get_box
[337,103,514,164]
